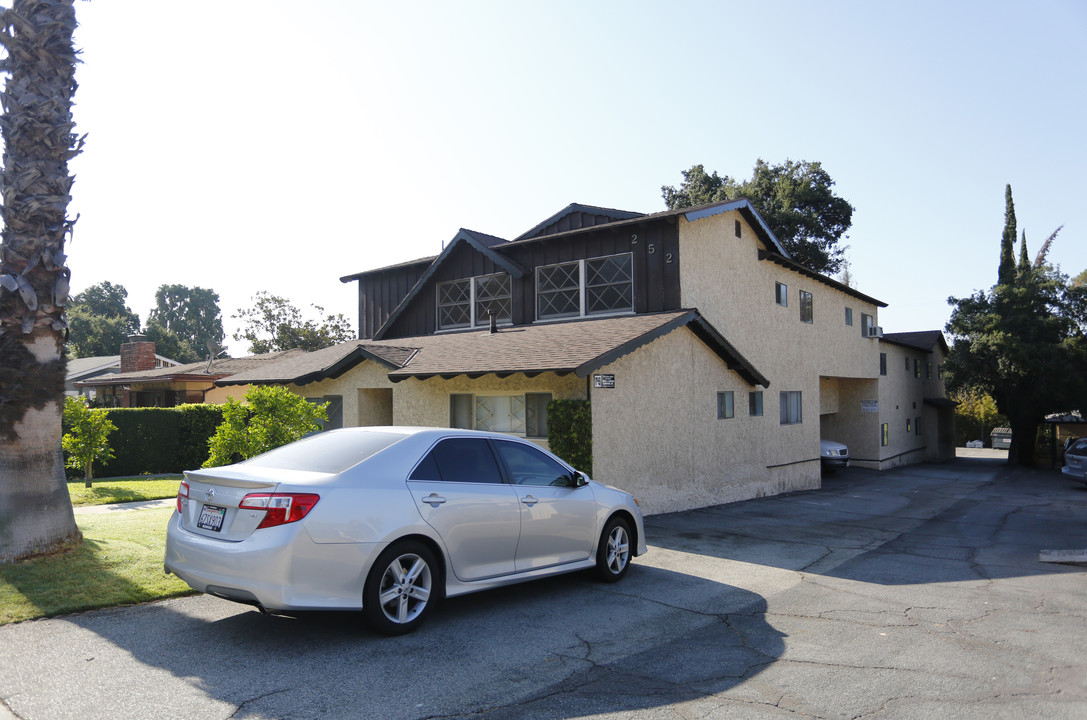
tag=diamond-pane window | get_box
[475,273,511,325]
[586,254,633,315]
[437,279,471,329]
[537,261,581,319]
[437,273,511,330]
[475,395,525,434]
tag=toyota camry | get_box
[165,426,646,634]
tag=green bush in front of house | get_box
[547,399,592,476]
[66,404,226,477]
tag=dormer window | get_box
[536,253,634,320]
[437,272,511,330]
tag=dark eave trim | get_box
[757,249,888,308]
[215,345,404,387]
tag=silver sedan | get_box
[165,426,647,634]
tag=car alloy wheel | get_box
[594,516,631,582]
[364,540,438,635]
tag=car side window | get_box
[409,438,504,484]
[494,440,571,486]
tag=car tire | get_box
[594,515,632,583]
[363,540,438,635]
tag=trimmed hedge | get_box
[547,399,592,475]
[65,404,225,478]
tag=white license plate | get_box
[197,504,227,532]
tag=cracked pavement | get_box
[1,452,1085,719]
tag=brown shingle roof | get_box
[76,349,308,386]
[212,311,770,389]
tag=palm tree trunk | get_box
[0,0,82,563]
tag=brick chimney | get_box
[120,334,157,372]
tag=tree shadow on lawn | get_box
[63,565,783,720]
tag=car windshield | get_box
[1069,439,1087,455]
[241,430,409,474]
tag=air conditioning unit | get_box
[867,326,884,338]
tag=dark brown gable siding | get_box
[531,210,634,238]
[383,241,508,338]
[356,261,429,339]
[510,219,680,316]
[376,218,682,341]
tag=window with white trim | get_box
[448,393,551,438]
[437,272,511,330]
[536,253,633,320]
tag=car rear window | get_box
[241,430,408,474]
[1069,439,1087,455]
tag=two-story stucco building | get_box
[89,200,953,514]
[213,200,952,514]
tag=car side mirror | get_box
[571,471,589,487]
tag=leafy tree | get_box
[950,388,1004,445]
[945,186,1087,466]
[233,291,354,354]
[146,284,225,363]
[661,159,854,275]
[0,0,83,562]
[1072,269,1086,287]
[61,396,116,487]
[66,281,141,358]
[204,385,328,467]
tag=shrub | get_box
[204,386,328,467]
[61,397,117,485]
[547,399,592,475]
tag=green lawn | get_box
[66,476,183,506]
[0,505,195,625]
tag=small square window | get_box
[845,307,853,326]
[775,282,788,307]
[717,391,735,419]
[749,390,763,417]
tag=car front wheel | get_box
[363,540,438,635]
[594,516,632,582]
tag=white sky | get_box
[61,0,1087,355]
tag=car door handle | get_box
[520,495,539,507]
[422,493,446,507]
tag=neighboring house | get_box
[76,336,307,408]
[66,336,180,401]
[195,199,953,515]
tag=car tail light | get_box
[239,493,320,529]
[177,481,189,513]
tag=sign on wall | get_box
[861,400,879,413]
[594,374,615,389]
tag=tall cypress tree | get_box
[1017,229,1031,277]
[997,184,1017,285]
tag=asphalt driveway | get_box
[2,453,1085,719]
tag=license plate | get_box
[197,504,227,532]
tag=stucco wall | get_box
[876,343,933,466]
[284,360,395,427]
[677,210,882,384]
[591,326,819,515]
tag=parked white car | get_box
[165,426,647,635]
[820,439,850,472]
[1063,437,1087,485]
